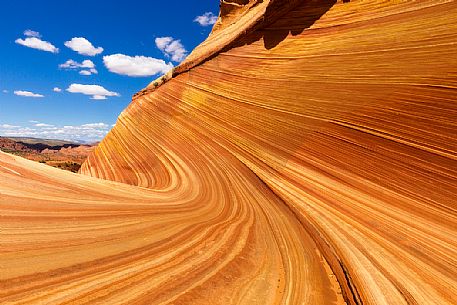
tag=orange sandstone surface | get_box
[1,0,457,304]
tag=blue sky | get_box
[0,0,219,143]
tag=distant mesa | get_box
[0,136,94,172]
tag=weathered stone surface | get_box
[1,1,456,304]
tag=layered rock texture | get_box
[1,0,457,304]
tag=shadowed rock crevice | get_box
[261,0,338,49]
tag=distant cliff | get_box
[0,137,93,172]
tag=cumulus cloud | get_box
[59,59,95,69]
[64,37,103,56]
[59,59,97,75]
[35,123,54,127]
[15,35,59,53]
[14,90,44,98]
[155,37,187,62]
[83,61,96,69]
[79,70,94,76]
[66,84,119,100]
[103,54,173,77]
[194,12,218,26]
[155,37,172,50]
[0,122,112,142]
[53,87,62,92]
[59,59,78,69]
[24,29,41,37]
[91,95,107,100]
[81,123,108,128]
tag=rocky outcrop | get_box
[0,137,93,172]
[0,137,34,152]
[1,0,456,304]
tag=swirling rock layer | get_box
[2,0,457,304]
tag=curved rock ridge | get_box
[173,0,302,75]
[2,0,457,304]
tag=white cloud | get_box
[64,37,103,56]
[24,29,41,38]
[103,54,173,77]
[155,37,173,50]
[155,37,187,62]
[29,120,40,123]
[79,69,97,76]
[66,84,119,100]
[194,12,218,26]
[59,59,98,75]
[15,37,59,53]
[53,87,62,92]
[81,123,109,128]
[0,124,20,129]
[91,95,107,100]
[35,123,54,127]
[2,90,8,93]
[82,60,96,69]
[59,59,95,69]
[14,90,44,98]
[59,59,79,69]
[0,122,112,142]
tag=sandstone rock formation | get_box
[1,0,456,304]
